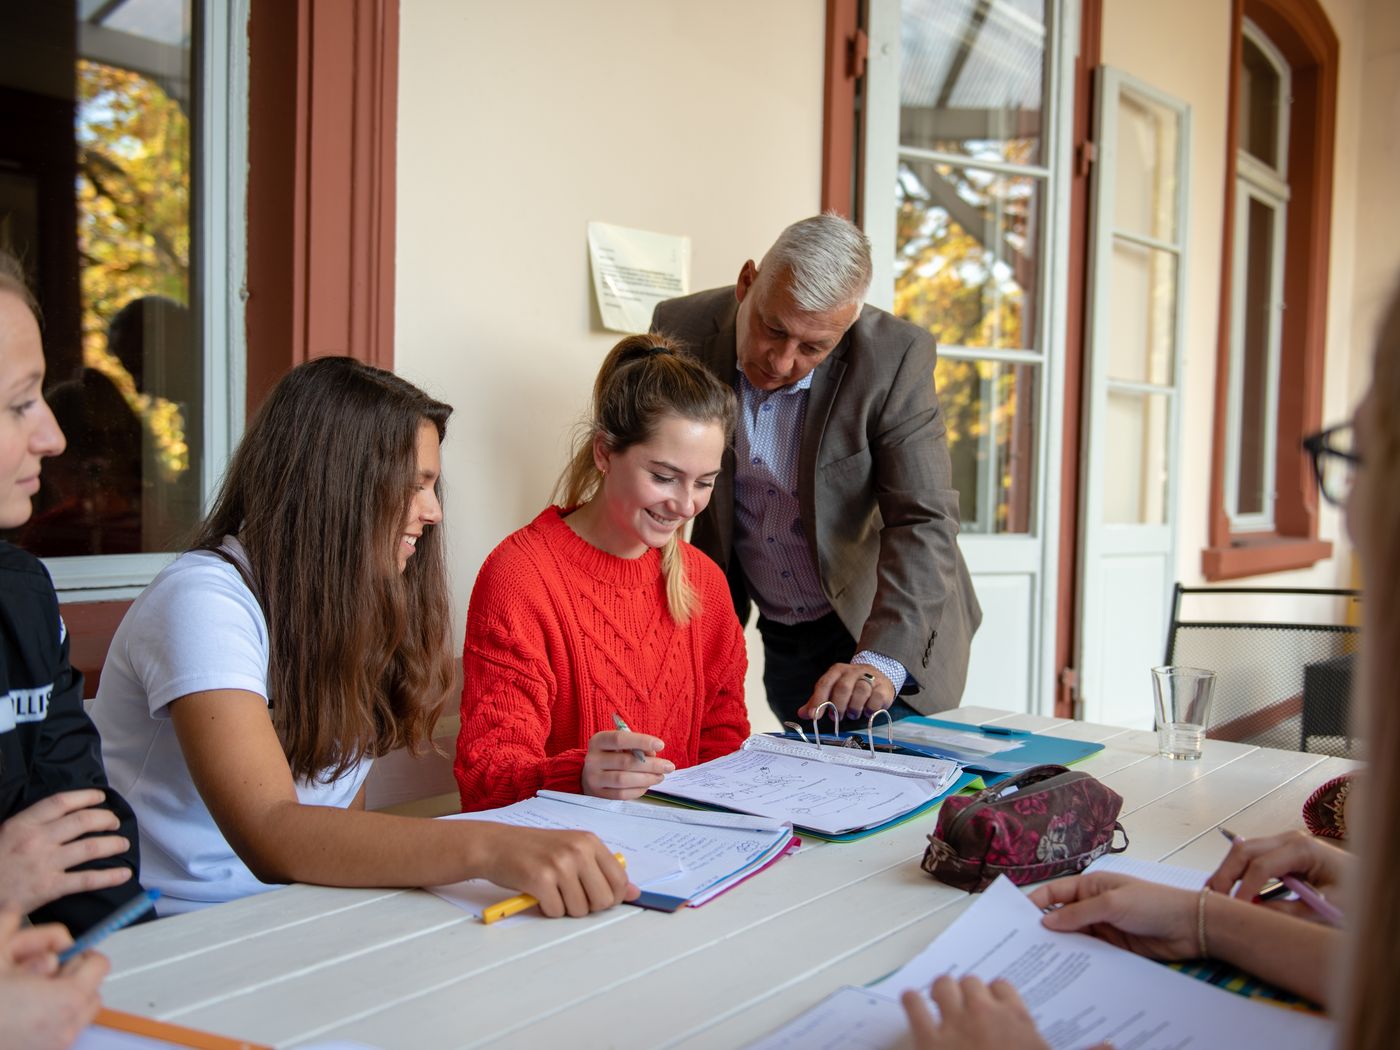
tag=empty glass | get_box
[1152,666,1217,760]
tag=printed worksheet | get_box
[655,748,946,835]
[871,877,1333,1049]
[437,793,792,904]
[748,877,1333,1049]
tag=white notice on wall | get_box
[587,221,690,334]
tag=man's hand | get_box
[0,790,133,915]
[799,663,895,723]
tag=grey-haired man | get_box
[652,214,980,727]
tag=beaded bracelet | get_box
[1197,886,1211,957]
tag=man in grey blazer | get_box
[651,214,980,726]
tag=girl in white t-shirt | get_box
[93,357,635,917]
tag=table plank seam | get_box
[105,889,412,982]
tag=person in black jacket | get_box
[0,249,145,941]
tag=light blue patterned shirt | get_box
[732,373,908,693]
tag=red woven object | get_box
[1302,773,1353,840]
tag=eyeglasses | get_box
[1302,424,1362,507]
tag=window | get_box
[0,0,246,596]
[1203,0,1338,580]
[888,0,1051,535]
[1223,21,1289,532]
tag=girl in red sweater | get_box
[456,335,750,810]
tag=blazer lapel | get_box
[695,301,739,566]
[798,334,849,553]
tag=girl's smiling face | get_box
[591,414,725,559]
[0,290,65,529]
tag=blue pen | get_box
[977,724,1032,737]
[58,889,160,963]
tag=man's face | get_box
[733,262,860,391]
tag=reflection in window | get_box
[899,0,1046,166]
[895,159,1039,352]
[0,1,201,557]
[936,358,1036,534]
[894,0,1050,536]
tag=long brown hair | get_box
[554,333,736,623]
[192,357,455,781]
[1340,284,1400,1049]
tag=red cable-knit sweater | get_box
[455,506,750,811]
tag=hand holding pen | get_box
[0,908,109,1050]
[1211,828,1349,925]
[579,715,674,801]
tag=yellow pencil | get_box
[482,852,627,924]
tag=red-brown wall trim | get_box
[246,0,400,414]
[1202,0,1337,582]
[61,600,131,699]
[821,0,862,218]
[1053,0,1102,718]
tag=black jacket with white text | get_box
[0,540,145,934]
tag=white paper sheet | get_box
[586,221,690,333]
[437,793,792,906]
[1084,854,1211,889]
[870,877,1333,1049]
[885,722,1021,755]
[654,748,945,835]
[742,736,963,784]
[745,987,913,1050]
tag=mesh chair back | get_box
[1164,586,1361,757]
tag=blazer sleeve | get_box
[857,329,966,687]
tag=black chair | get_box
[1163,585,1361,757]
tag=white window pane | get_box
[1113,92,1180,243]
[1106,239,1176,386]
[1,2,204,557]
[1233,196,1279,519]
[895,158,1042,351]
[1104,390,1170,525]
[1240,34,1282,170]
[899,0,1047,167]
[936,357,1038,534]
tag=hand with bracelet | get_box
[1027,872,1202,960]
[1029,870,1339,1007]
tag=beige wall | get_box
[1102,0,1399,597]
[394,0,824,656]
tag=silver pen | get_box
[612,712,648,763]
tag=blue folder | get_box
[791,717,1104,779]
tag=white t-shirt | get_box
[93,539,372,915]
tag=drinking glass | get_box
[1151,666,1216,760]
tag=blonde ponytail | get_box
[554,333,735,624]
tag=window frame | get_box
[43,0,250,602]
[55,0,403,695]
[1222,18,1290,534]
[1202,0,1338,581]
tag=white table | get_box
[98,706,1356,1049]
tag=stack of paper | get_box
[430,791,795,914]
[747,876,1333,1049]
[650,735,965,837]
